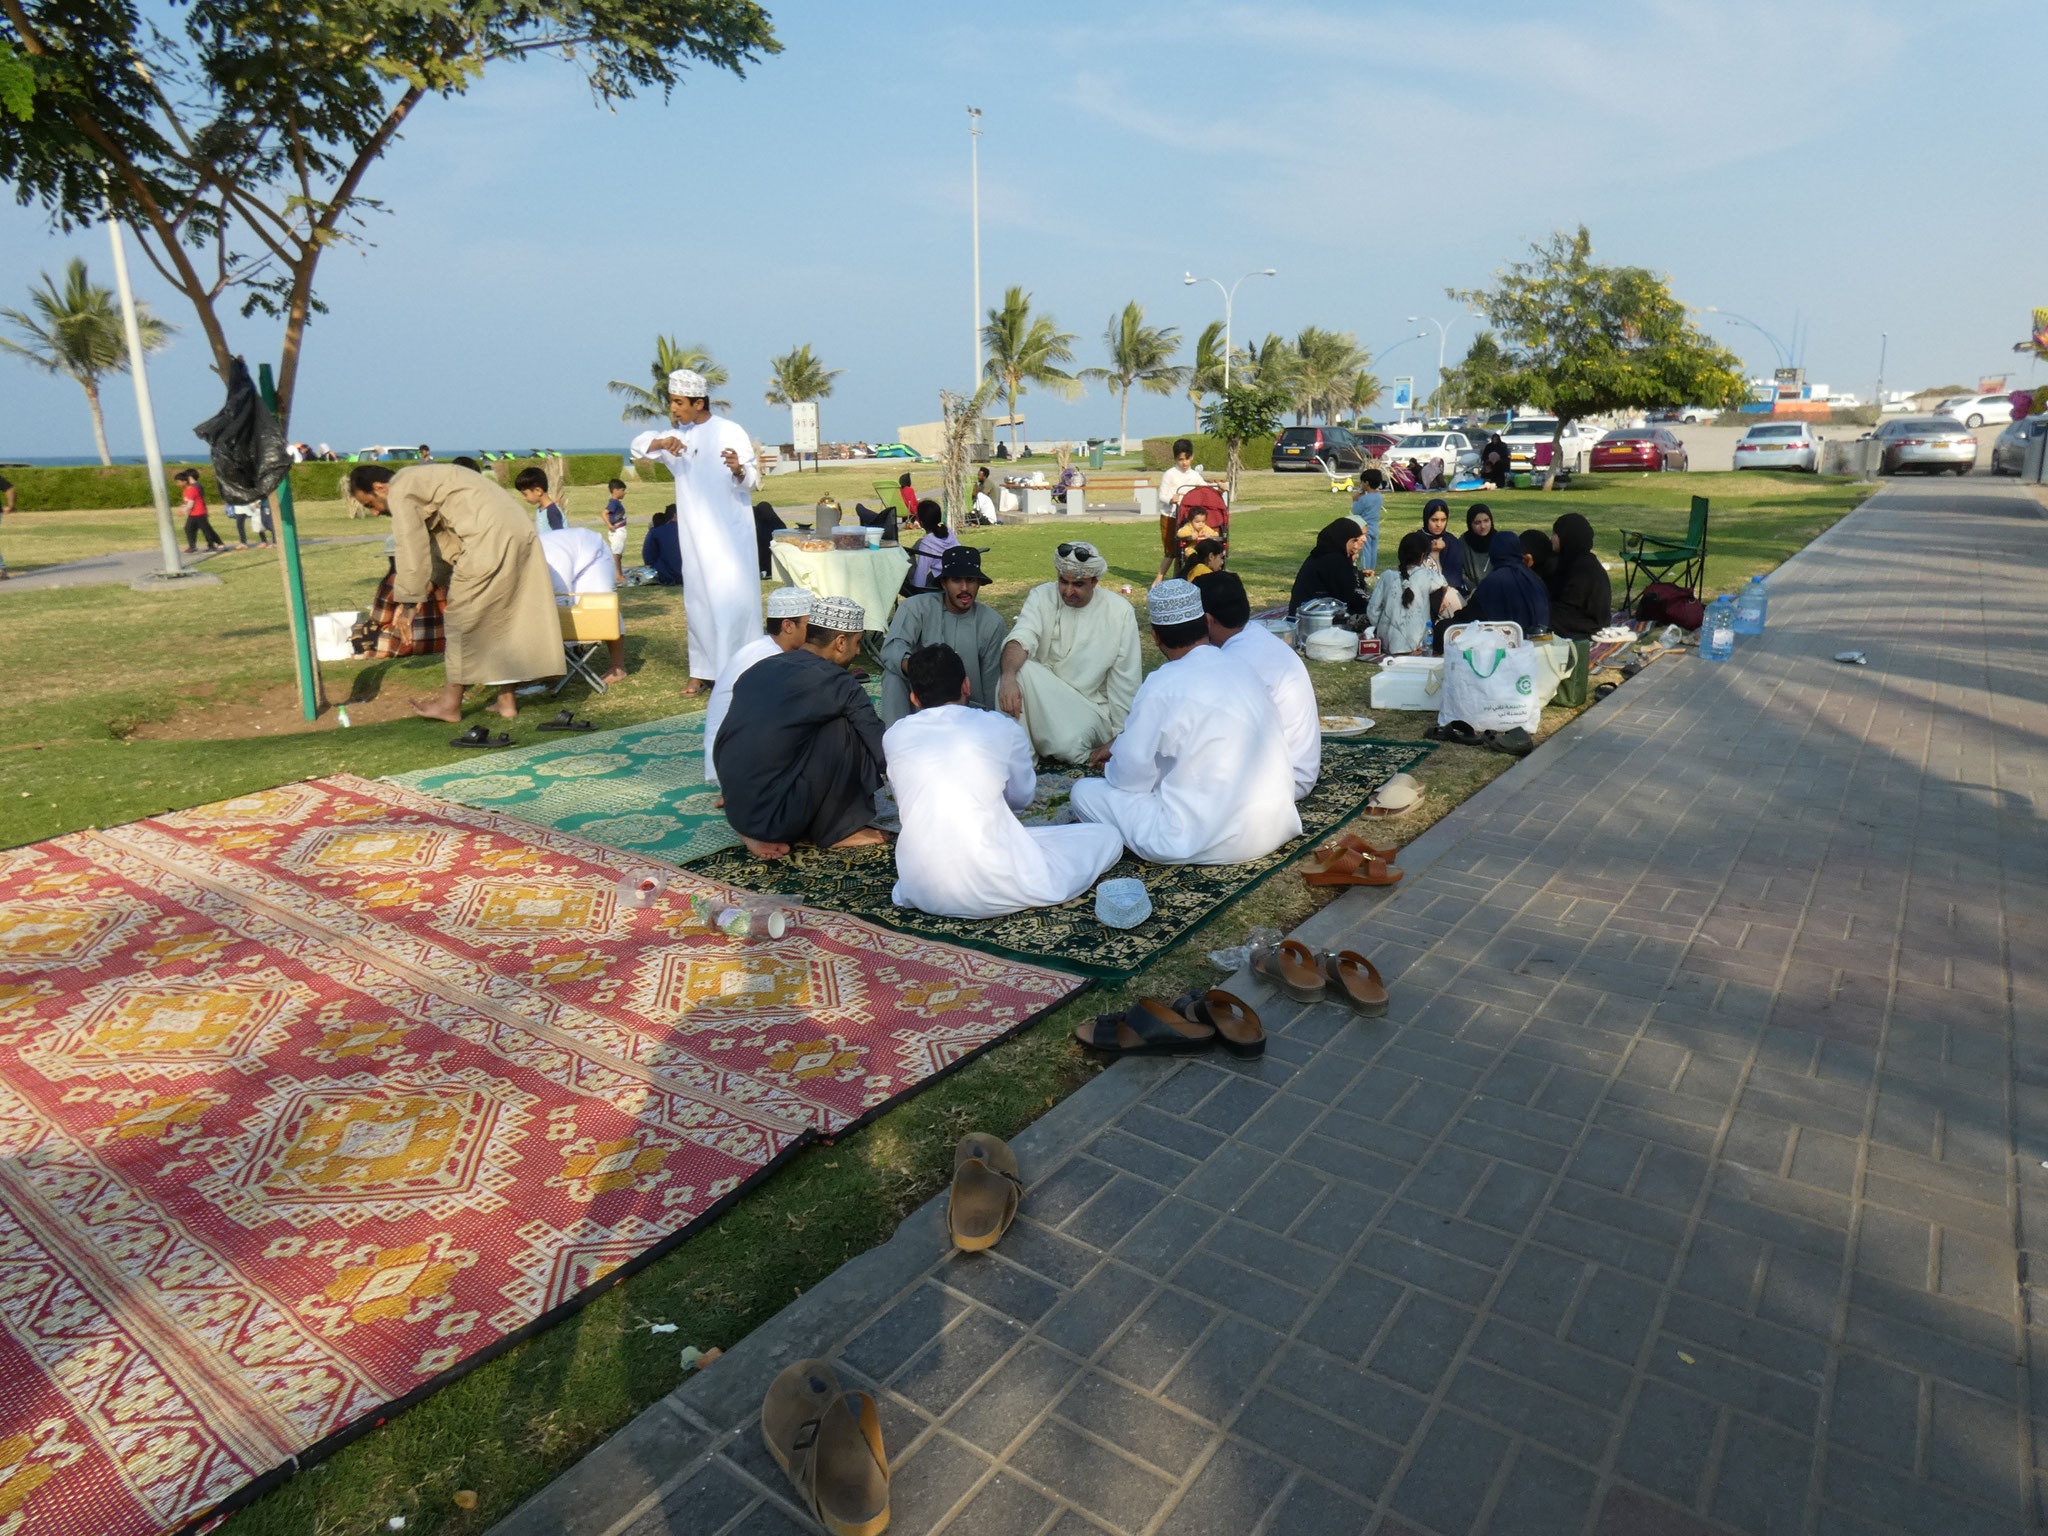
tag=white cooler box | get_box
[1370,655,1444,710]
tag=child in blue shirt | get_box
[1348,466,1385,577]
[603,477,629,578]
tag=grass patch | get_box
[0,467,1870,1536]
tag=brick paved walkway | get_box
[493,481,2048,1536]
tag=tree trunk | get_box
[1226,434,1242,505]
[1008,378,1020,446]
[83,381,112,466]
[1119,385,1129,455]
[1542,423,1566,491]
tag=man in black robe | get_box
[715,594,889,859]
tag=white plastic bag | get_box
[1438,639,1542,731]
[311,610,361,662]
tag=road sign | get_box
[791,401,820,455]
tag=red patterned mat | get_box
[0,775,1081,1536]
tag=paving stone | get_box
[1614,1376,1718,1507]
[1055,1372,1212,1477]
[1708,1415,1815,1536]
[1189,1075,1276,1134]
[1465,1160,1553,1234]
[841,1285,970,1383]
[1299,1266,1406,1361]
[1469,1318,1634,1412]
[1035,1261,1153,1359]
[1645,1330,1819,1433]
[984,1221,1098,1291]
[1595,1485,1742,1535]
[1008,1417,1175,1533]
[712,1504,813,1536]
[1029,1156,1119,1228]
[1118,1103,1226,1162]
[1484,1443,1602,1535]
[1355,1226,1497,1303]
[1097,1289,1213,1390]
[1271,1339,1428,1445]
[1064,1175,1168,1252]
[1381,1200,1516,1269]
[1263,1473,1375,1535]
[1293,1181,1390,1254]
[1115,1198,1219,1277]
[883,1432,991,1536]
[1823,1445,2030,1536]
[1178,1141,1275,1212]
[1446,1358,1615,1463]
[937,1251,1061,1325]
[893,1308,1026,1416]
[1085,1129,1198,1191]
[1161,1314,1282,1424]
[1368,1293,1477,1394]
[1151,1439,1291,1536]
[1387,1409,1512,1535]
[943,1339,1083,1457]
[1203,1219,1337,1291]
[613,1459,754,1536]
[1565,1265,1662,1363]
[1230,1390,1401,1500]
[932,1471,1057,1536]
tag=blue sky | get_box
[2,0,2041,459]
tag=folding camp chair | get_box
[1618,495,1709,609]
[554,592,621,694]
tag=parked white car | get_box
[1732,421,1821,473]
[1385,431,1477,475]
[1934,394,2014,428]
[1499,418,1596,473]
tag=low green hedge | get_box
[0,453,634,512]
[1140,434,1278,472]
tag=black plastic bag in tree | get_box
[192,356,292,504]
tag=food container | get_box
[863,525,883,549]
[1305,627,1357,663]
[1294,598,1343,643]
[831,528,868,551]
[1255,617,1296,647]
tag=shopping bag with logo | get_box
[1438,638,1543,731]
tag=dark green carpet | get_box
[686,738,1434,979]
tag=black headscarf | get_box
[1519,528,1554,587]
[1548,512,1611,640]
[1469,530,1548,633]
[1289,518,1368,616]
[1461,503,1497,585]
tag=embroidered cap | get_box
[809,594,866,633]
[764,586,813,619]
[1147,578,1204,626]
[666,368,710,399]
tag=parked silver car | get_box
[1732,421,1820,473]
[1870,416,1977,475]
[1990,414,2047,475]
[1933,393,2014,429]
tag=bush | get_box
[0,462,348,512]
[1140,433,1278,472]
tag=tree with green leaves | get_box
[764,342,840,406]
[607,337,730,423]
[1347,369,1383,426]
[1237,333,1299,407]
[0,256,174,464]
[1452,227,1745,483]
[1078,302,1184,451]
[1185,319,1227,432]
[981,286,1079,446]
[1291,326,1369,425]
[0,39,31,121]
[1200,382,1288,503]
[0,0,778,425]
[1435,330,1515,417]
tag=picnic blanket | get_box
[0,774,1080,1536]
[686,739,1434,979]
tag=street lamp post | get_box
[968,107,982,385]
[106,215,182,579]
[1184,268,1276,391]
[1405,315,1461,414]
[1372,331,1427,421]
[1704,307,1791,372]
[1874,332,1887,418]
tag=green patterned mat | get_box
[383,714,734,862]
[686,738,1435,979]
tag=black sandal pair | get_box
[449,724,512,749]
[1074,989,1264,1059]
[1424,720,1534,757]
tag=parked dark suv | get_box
[1271,424,1374,472]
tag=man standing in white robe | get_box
[703,587,812,787]
[1195,570,1320,798]
[628,368,763,695]
[995,540,1142,765]
[1070,580,1301,865]
[887,644,1123,918]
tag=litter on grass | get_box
[1835,651,1868,666]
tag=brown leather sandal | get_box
[1325,832,1399,863]
[1073,997,1218,1056]
[1250,935,1328,1003]
[947,1133,1022,1252]
[1173,989,1265,1057]
[1300,847,1404,888]
[1321,949,1389,1017]
[761,1359,889,1536]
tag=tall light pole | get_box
[106,215,182,579]
[1704,306,1791,371]
[1184,268,1275,391]
[1406,315,1461,413]
[967,107,983,385]
[1874,332,1887,416]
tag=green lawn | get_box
[0,467,1869,1536]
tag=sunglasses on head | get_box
[1056,543,1096,561]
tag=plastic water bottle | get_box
[1700,596,1736,661]
[1732,574,1768,636]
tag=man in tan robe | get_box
[349,463,562,723]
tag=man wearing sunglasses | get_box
[995,540,1142,766]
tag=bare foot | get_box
[713,795,725,809]
[681,680,708,697]
[602,669,627,684]
[740,834,791,860]
[490,700,518,720]
[410,699,464,723]
[829,827,890,849]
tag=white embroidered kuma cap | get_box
[764,587,813,619]
[666,369,710,398]
[1147,578,1203,626]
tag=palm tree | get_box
[764,343,842,406]
[980,286,1080,446]
[1078,302,1186,452]
[1291,327,1370,424]
[1347,369,1384,425]
[607,336,731,423]
[0,258,175,466]
[1239,333,1300,407]
[1185,319,1228,432]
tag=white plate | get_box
[1320,714,1376,736]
